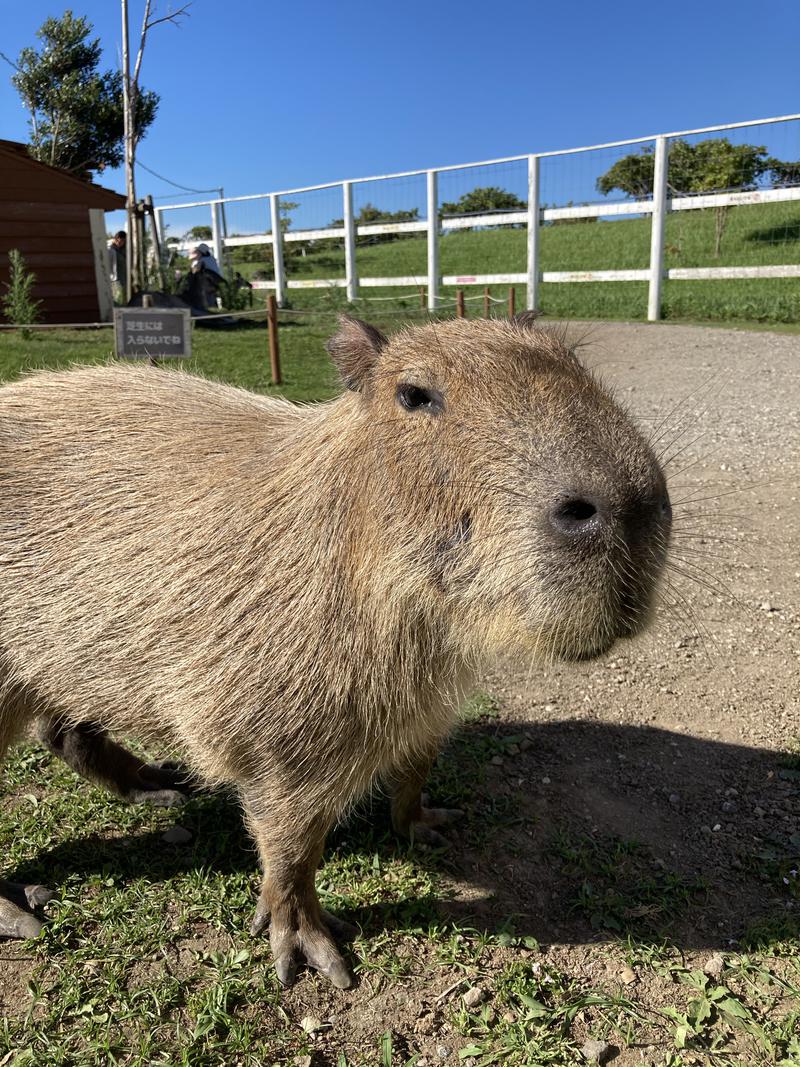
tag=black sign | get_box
[114,307,191,360]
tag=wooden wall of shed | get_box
[0,202,101,323]
[0,149,121,324]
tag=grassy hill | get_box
[234,200,800,323]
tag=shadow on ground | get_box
[8,717,799,955]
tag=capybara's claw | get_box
[249,903,270,937]
[24,884,55,909]
[269,918,354,990]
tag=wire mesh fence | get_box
[147,114,800,324]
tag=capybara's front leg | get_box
[242,789,354,989]
[0,878,54,940]
[389,749,463,848]
[36,718,191,807]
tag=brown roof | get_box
[0,139,126,210]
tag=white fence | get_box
[155,114,800,320]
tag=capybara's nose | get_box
[548,494,607,540]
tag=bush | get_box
[2,249,43,338]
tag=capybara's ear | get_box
[512,310,541,331]
[325,315,388,392]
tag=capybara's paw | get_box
[270,919,354,990]
[0,892,46,941]
[23,884,56,909]
[126,787,187,808]
[407,806,464,847]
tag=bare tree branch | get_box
[145,4,191,32]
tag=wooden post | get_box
[508,286,516,317]
[267,293,282,385]
[456,289,465,318]
[419,285,426,309]
[483,286,490,318]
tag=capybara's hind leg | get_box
[242,787,355,990]
[0,694,53,938]
[36,717,191,808]
[389,748,464,848]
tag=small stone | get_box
[703,954,725,977]
[300,1016,324,1035]
[754,806,766,818]
[462,985,487,1009]
[541,776,551,785]
[712,823,722,832]
[580,1038,614,1063]
[761,601,774,613]
[668,793,680,805]
[619,965,637,985]
[491,755,504,766]
[436,1046,451,1061]
[502,1010,516,1023]
[162,825,192,844]
[506,743,520,756]
[295,1058,313,1067]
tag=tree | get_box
[327,203,421,247]
[3,11,158,179]
[186,225,213,241]
[122,1,189,298]
[1,250,43,338]
[767,158,800,187]
[597,138,773,256]
[440,186,526,216]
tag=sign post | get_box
[114,306,191,362]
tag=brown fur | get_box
[0,316,670,986]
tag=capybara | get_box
[0,315,671,988]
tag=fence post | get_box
[526,154,540,311]
[426,169,439,311]
[270,193,287,308]
[211,201,223,270]
[508,286,516,317]
[483,286,491,317]
[456,289,465,317]
[267,293,282,385]
[648,136,669,322]
[343,181,358,303]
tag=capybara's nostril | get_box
[549,496,603,538]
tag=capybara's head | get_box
[326,315,671,664]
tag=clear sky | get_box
[2,0,799,235]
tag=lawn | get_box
[231,199,800,324]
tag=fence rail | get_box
[156,113,800,321]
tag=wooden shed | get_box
[0,139,126,325]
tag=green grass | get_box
[231,199,800,323]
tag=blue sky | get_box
[2,0,799,236]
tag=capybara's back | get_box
[0,316,672,987]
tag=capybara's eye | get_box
[396,383,443,414]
